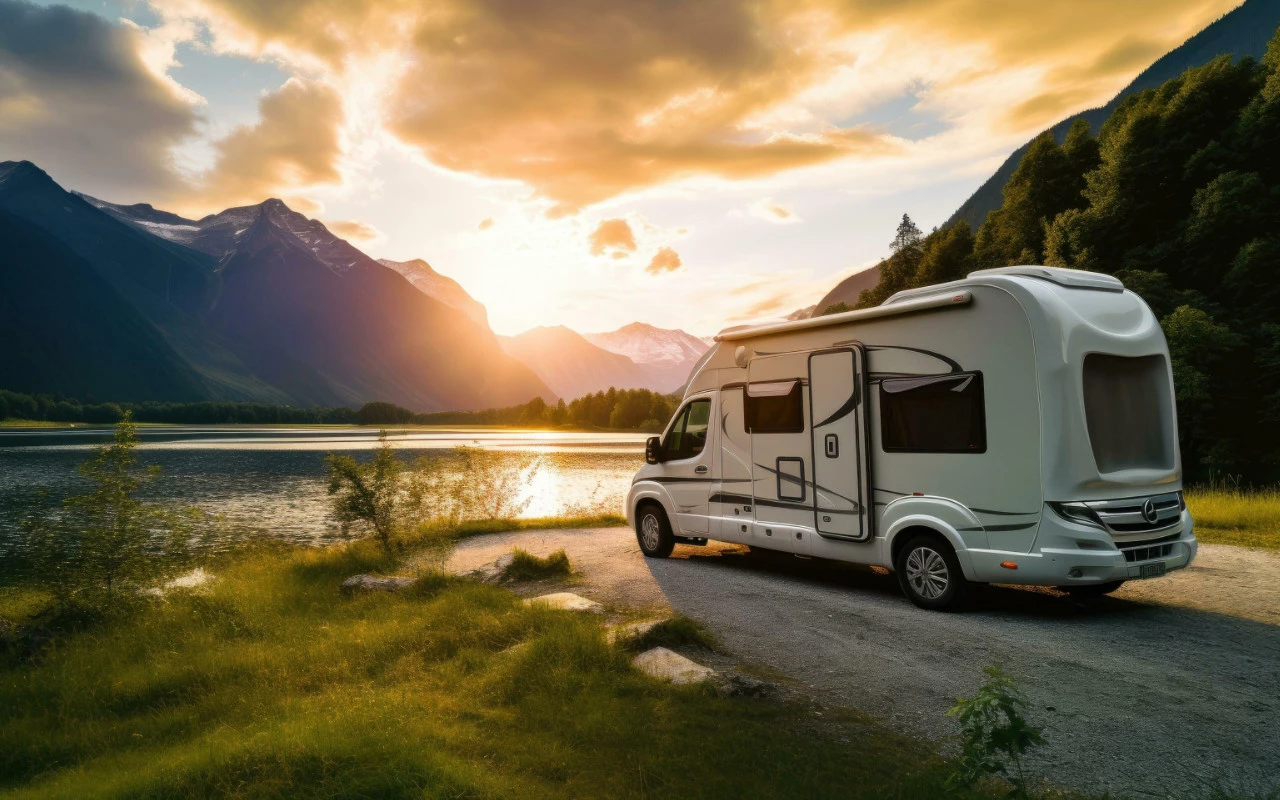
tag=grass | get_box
[501,548,575,582]
[0,537,1017,800]
[1185,486,1280,550]
[0,419,83,428]
[619,615,719,654]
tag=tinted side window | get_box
[663,399,711,460]
[745,381,804,434]
[880,373,986,453]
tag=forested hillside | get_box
[846,29,1280,482]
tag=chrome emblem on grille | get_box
[1142,498,1159,525]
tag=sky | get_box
[0,0,1245,336]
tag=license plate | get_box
[1139,562,1167,579]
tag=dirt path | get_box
[449,529,1280,797]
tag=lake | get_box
[0,426,647,548]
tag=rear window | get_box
[879,373,986,453]
[1082,354,1176,473]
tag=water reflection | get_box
[0,427,645,547]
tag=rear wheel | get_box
[636,504,675,558]
[895,534,968,610]
[1061,580,1125,597]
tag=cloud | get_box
[194,77,345,213]
[0,0,198,200]
[588,218,638,256]
[155,0,1239,211]
[327,218,384,244]
[749,197,800,224]
[646,247,683,275]
[478,217,495,230]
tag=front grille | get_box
[1084,492,1182,535]
[1116,532,1181,562]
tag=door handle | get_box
[695,465,708,474]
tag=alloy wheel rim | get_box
[641,514,661,551]
[905,546,949,600]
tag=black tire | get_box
[895,534,969,610]
[1061,580,1126,597]
[636,504,675,558]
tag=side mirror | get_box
[645,436,663,465]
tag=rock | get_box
[341,574,415,594]
[522,592,603,613]
[606,618,668,644]
[142,567,217,598]
[469,552,516,584]
[716,673,776,699]
[632,647,717,685]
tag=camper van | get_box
[627,266,1197,610]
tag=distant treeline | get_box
[839,29,1280,482]
[0,388,679,431]
[413,388,678,431]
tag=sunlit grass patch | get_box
[0,538,1012,800]
[620,614,719,654]
[1185,486,1280,550]
[501,548,574,582]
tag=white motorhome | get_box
[627,266,1197,610]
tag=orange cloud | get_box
[195,78,345,213]
[749,197,800,224]
[166,0,1240,207]
[646,247,683,275]
[327,218,384,244]
[589,218,637,256]
[478,217,495,230]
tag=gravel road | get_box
[449,529,1280,797]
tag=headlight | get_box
[1048,501,1104,529]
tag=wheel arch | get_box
[627,484,675,530]
[884,516,978,581]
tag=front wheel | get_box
[895,535,968,610]
[636,504,675,558]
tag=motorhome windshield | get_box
[1082,353,1176,473]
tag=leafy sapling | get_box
[947,665,1046,797]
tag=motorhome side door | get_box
[747,351,813,554]
[808,347,871,541]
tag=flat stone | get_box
[142,567,217,597]
[341,574,415,594]
[606,618,668,644]
[632,647,717,685]
[522,592,603,613]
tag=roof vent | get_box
[967,265,1123,292]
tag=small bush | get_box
[501,548,574,582]
[947,666,1045,797]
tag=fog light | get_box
[1068,568,1083,578]
[1000,561,1018,570]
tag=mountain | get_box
[947,0,1280,230]
[1,160,553,410]
[810,265,881,316]
[499,327,651,401]
[584,323,710,392]
[377,258,489,327]
[0,209,206,401]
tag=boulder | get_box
[522,592,603,613]
[632,647,717,685]
[341,574,414,594]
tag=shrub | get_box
[17,413,201,612]
[501,548,573,582]
[947,666,1045,797]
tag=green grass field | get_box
[1185,487,1280,550]
[0,535,1023,800]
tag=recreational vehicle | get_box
[627,266,1197,610]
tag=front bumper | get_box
[964,507,1197,586]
